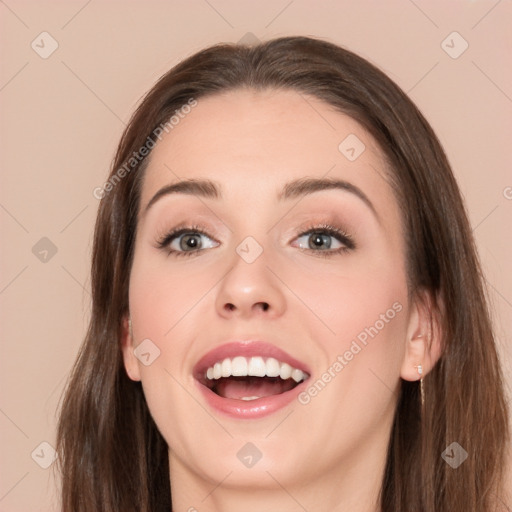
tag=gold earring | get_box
[414,364,425,407]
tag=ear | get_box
[400,289,443,382]
[120,314,142,382]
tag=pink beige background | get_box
[1,1,511,510]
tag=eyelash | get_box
[155,223,355,258]
[156,224,215,258]
[294,223,355,257]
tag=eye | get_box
[295,231,343,250]
[170,232,218,252]
[291,225,354,255]
[157,226,219,257]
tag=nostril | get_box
[223,302,270,313]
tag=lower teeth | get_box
[240,396,261,401]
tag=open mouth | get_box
[200,356,309,401]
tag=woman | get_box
[56,36,510,511]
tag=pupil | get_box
[309,233,331,249]
[181,234,200,250]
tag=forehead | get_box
[139,88,396,218]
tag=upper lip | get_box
[193,340,311,383]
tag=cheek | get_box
[286,250,407,342]
[128,253,218,340]
[127,251,228,432]
[288,254,408,398]
[297,282,407,423]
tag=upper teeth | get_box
[205,356,308,383]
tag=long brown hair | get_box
[56,36,510,511]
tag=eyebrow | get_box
[278,177,379,220]
[143,179,220,214]
[143,177,379,220]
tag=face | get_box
[123,89,421,500]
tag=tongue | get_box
[214,376,297,400]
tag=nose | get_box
[215,247,287,320]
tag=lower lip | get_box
[195,379,308,419]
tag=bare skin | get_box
[121,89,441,512]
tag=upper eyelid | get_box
[157,224,348,239]
[293,223,354,240]
[292,227,354,249]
